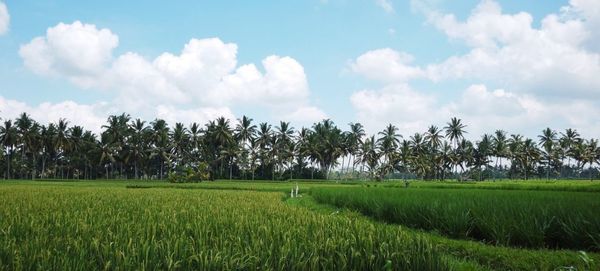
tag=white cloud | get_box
[155,105,236,125]
[421,0,600,99]
[19,21,119,87]
[563,0,600,51]
[0,2,9,35]
[279,106,328,124]
[350,48,424,83]
[0,96,107,134]
[350,84,442,135]
[350,0,600,137]
[19,22,324,126]
[350,84,600,138]
[375,0,395,14]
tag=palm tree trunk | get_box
[347,155,352,180]
[229,159,233,180]
[6,153,10,179]
[41,157,45,179]
[341,156,345,180]
[32,153,36,180]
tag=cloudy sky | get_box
[0,0,599,139]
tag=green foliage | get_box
[0,183,453,270]
[167,163,210,183]
[312,187,600,251]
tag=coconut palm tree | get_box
[311,120,344,179]
[444,117,467,177]
[54,119,71,179]
[377,124,401,169]
[560,128,581,177]
[0,120,18,179]
[492,130,508,179]
[444,117,467,148]
[347,122,365,178]
[409,133,429,179]
[150,119,170,179]
[130,119,150,179]
[425,125,443,179]
[357,135,380,180]
[98,133,116,179]
[516,138,541,180]
[538,128,557,179]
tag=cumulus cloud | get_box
[350,84,442,134]
[0,96,107,134]
[420,0,600,99]
[19,21,324,126]
[350,48,425,83]
[0,2,9,35]
[19,21,119,87]
[350,0,600,138]
[155,105,236,125]
[350,84,600,138]
[279,106,328,125]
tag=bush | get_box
[168,163,210,183]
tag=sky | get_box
[0,0,599,139]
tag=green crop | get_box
[0,184,452,270]
[311,187,600,251]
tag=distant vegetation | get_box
[1,112,599,181]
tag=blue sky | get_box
[0,0,599,138]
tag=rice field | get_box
[311,187,600,250]
[1,180,599,270]
[0,183,451,271]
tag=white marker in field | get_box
[291,188,294,198]
[295,183,299,197]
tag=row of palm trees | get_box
[1,112,599,181]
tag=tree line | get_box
[1,112,599,181]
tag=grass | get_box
[288,194,599,271]
[2,179,600,270]
[389,179,600,192]
[311,187,600,251]
[0,183,458,270]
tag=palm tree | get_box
[219,142,240,180]
[377,124,401,172]
[170,122,189,168]
[275,121,295,179]
[444,117,467,148]
[130,119,149,179]
[311,120,344,179]
[150,119,170,179]
[473,134,492,181]
[235,116,256,179]
[444,117,467,177]
[492,130,508,179]
[538,128,557,179]
[15,113,35,178]
[409,133,429,179]
[39,124,57,178]
[357,135,380,180]
[425,125,443,179]
[516,138,540,180]
[347,122,365,178]
[54,119,70,179]
[560,128,581,177]
[98,133,116,179]
[0,120,17,179]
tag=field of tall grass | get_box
[311,187,600,251]
[0,184,452,270]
